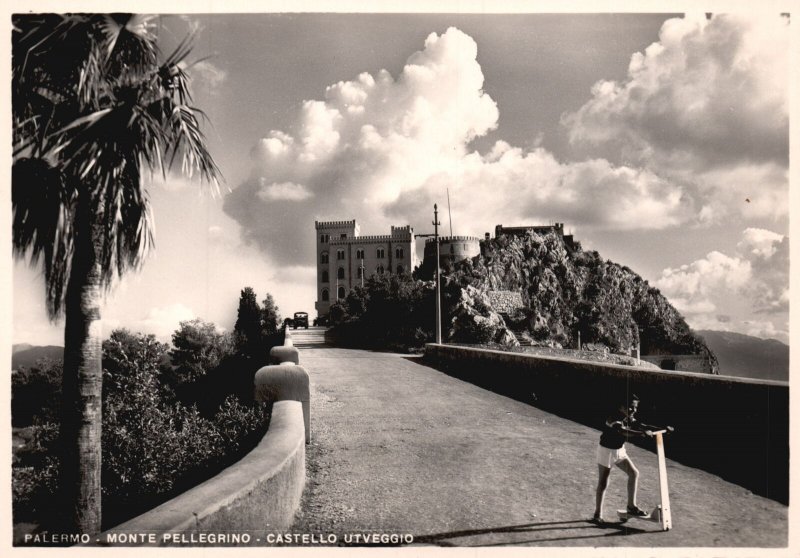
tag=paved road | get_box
[289,332,787,548]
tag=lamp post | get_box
[360,258,365,287]
[433,204,442,344]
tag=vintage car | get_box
[292,312,309,329]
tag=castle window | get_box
[337,267,345,280]
[395,247,404,259]
[450,244,454,254]
[337,249,345,260]
[357,267,364,278]
[356,249,364,260]
[320,234,329,243]
[396,265,404,275]
[337,286,346,299]
[320,252,329,264]
[376,265,384,275]
[321,288,329,302]
[322,270,329,283]
[340,233,347,239]
[377,248,385,258]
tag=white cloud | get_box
[738,227,784,258]
[224,27,698,265]
[738,319,788,342]
[656,251,752,314]
[655,228,788,341]
[562,14,789,222]
[257,181,314,202]
[136,303,196,341]
[187,60,227,93]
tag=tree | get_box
[12,14,220,534]
[169,318,233,386]
[261,293,281,338]
[11,357,63,426]
[234,287,262,358]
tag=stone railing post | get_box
[255,326,310,443]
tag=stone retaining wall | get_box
[424,343,789,504]
[99,328,309,544]
[99,401,306,545]
[640,354,713,374]
[486,290,524,314]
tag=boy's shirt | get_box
[599,419,626,449]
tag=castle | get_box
[495,223,581,253]
[314,219,580,318]
[314,220,418,318]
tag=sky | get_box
[10,11,792,346]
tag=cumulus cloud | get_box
[187,60,227,93]
[739,230,789,314]
[385,145,691,232]
[655,228,788,340]
[134,303,196,340]
[562,13,789,222]
[257,180,314,202]
[738,227,784,258]
[224,27,700,265]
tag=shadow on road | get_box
[412,519,649,546]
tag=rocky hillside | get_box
[441,230,718,373]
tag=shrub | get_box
[12,327,272,532]
[12,423,60,525]
[100,330,271,526]
[329,274,436,351]
[169,318,234,387]
[11,358,62,426]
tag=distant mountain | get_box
[696,330,788,381]
[12,343,33,354]
[11,345,64,370]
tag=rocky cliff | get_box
[440,230,718,373]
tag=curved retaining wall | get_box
[424,343,789,504]
[99,329,310,545]
[99,401,305,544]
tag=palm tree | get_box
[12,14,220,534]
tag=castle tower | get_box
[422,235,481,270]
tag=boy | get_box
[593,395,655,524]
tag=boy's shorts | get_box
[597,444,628,468]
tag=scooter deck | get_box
[617,508,656,522]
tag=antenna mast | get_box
[447,188,453,236]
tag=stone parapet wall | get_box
[640,354,713,374]
[425,235,481,243]
[100,401,306,544]
[316,219,356,229]
[424,344,789,504]
[100,328,310,543]
[329,235,392,244]
[486,290,524,314]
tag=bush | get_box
[12,423,60,525]
[329,274,436,351]
[100,330,271,526]
[11,358,62,426]
[168,318,234,387]
[12,327,272,533]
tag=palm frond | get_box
[12,158,76,319]
[13,13,222,310]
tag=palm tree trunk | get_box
[59,203,103,535]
